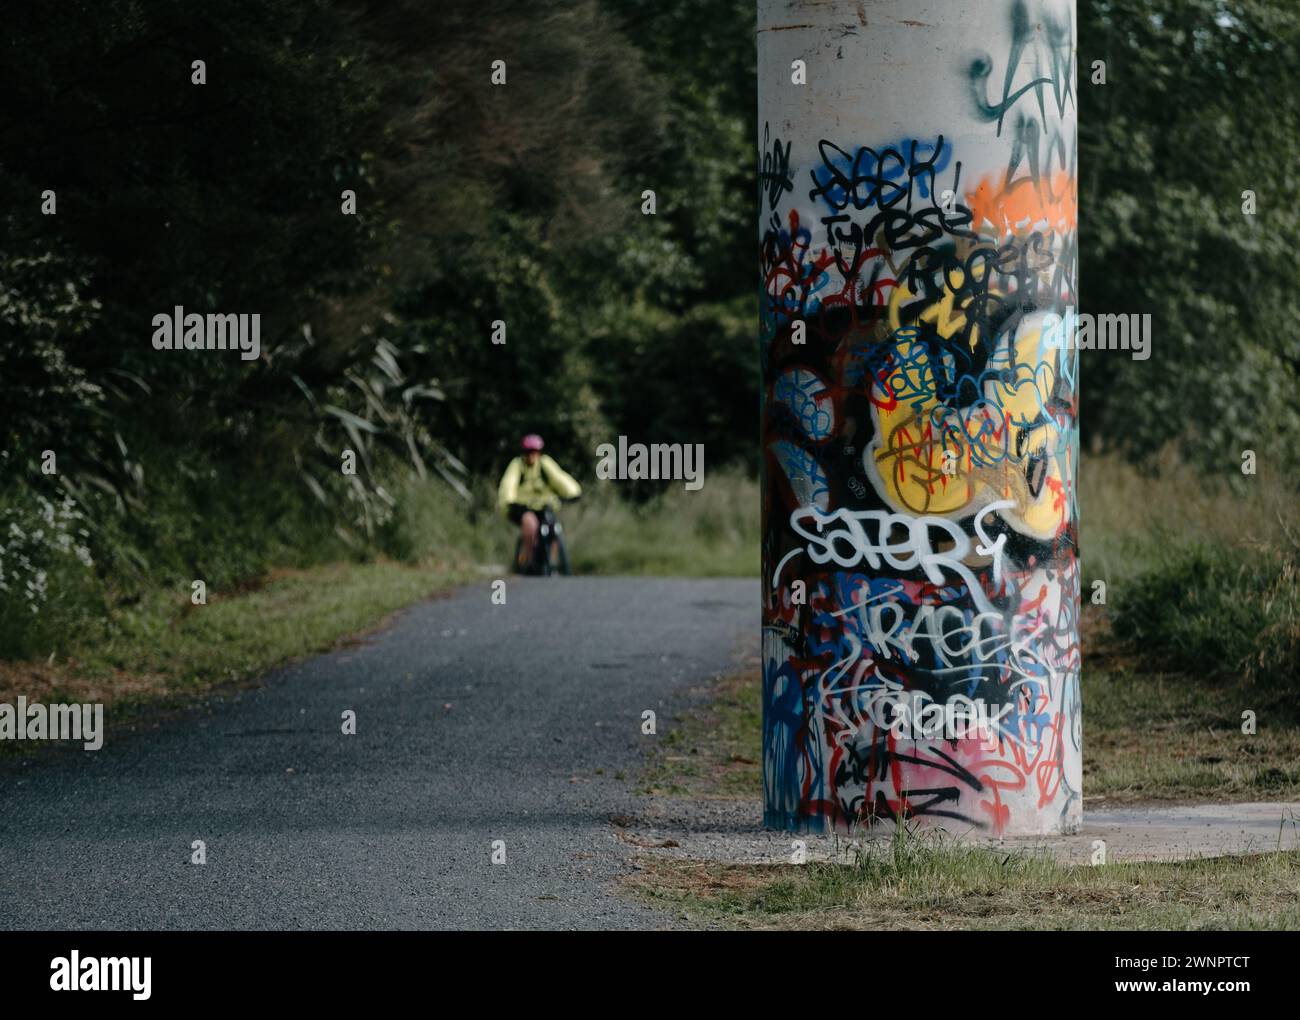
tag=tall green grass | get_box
[1,454,355,660]
[2,463,762,664]
[1080,449,1298,583]
[1110,545,1299,684]
[1082,451,1300,686]
[382,469,761,577]
[567,472,759,576]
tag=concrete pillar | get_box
[758,0,1080,836]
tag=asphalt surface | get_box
[0,577,756,930]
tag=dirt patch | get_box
[0,658,169,707]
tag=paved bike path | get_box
[0,577,755,930]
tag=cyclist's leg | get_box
[519,510,539,569]
[507,504,532,571]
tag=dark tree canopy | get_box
[2,0,1296,635]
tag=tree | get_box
[1078,0,1300,467]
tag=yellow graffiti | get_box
[866,273,1070,538]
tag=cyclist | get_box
[498,434,581,572]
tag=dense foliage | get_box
[1078,0,1300,465]
[2,0,1296,656]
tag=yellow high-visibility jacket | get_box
[498,454,582,513]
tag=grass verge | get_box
[389,470,761,578]
[628,838,1300,930]
[0,558,476,753]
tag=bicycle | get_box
[514,504,572,576]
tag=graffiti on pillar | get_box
[760,0,1080,835]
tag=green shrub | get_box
[0,487,105,659]
[1112,543,1300,685]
